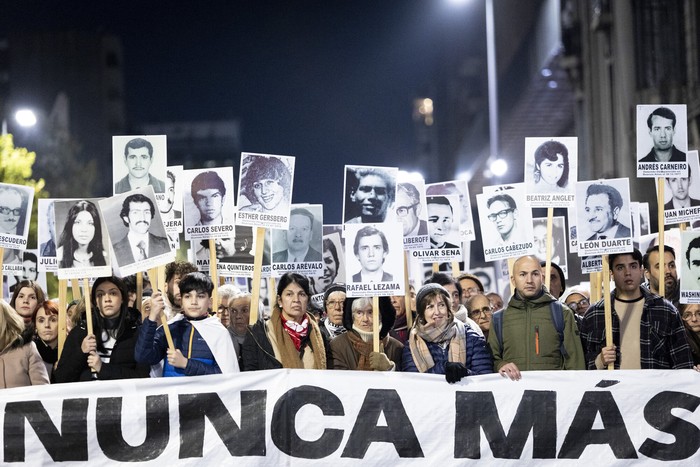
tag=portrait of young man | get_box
[113,136,167,194]
[112,192,171,267]
[343,165,398,224]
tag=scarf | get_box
[346,329,385,371]
[408,318,466,373]
[323,318,346,338]
[282,315,309,351]
[269,306,326,369]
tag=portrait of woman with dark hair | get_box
[239,155,292,215]
[56,200,107,268]
[533,140,570,193]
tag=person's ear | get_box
[612,207,620,219]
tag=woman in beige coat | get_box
[0,300,49,389]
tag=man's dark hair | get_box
[124,137,154,158]
[586,183,624,211]
[424,272,463,298]
[647,106,677,130]
[179,272,214,297]
[191,171,226,201]
[122,275,137,295]
[353,226,389,256]
[686,237,700,266]
[457,273,484,293]
[350,167,396,203]
[609,248,643,269]
[290,207,314,225]
[120,193,156,227]
[427,195,453,213]
[486,193,516,210]
[541,261,566,297]
[323,238,339,267]
[165,260,198,283]
[643,245,676,270]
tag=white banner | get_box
[1,369,699,464]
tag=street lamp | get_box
[2,108,38,135]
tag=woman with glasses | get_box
[679,304,700,370]
[218,284,251,364]
[330,296,403,371]
[466,294,493,338]
[403,284,492,383]
[319,283,346,341]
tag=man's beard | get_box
[168,291,181,309]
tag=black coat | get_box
[53,321,149,383]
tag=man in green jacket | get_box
[488,255,585,380]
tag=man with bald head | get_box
[488,255,584,380]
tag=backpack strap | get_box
[492,309,504,356]
[550,301,568,359]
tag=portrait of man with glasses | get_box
[486,193,523,245]
[0,184,28,236]
[395,182,427,237]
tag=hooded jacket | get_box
[330,296,404,370]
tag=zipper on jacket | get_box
[535,325,540,356]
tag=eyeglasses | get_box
[0,206,22,216]
[463,287,481,296]
[218,306,250,315]
[487,208,513,222]
[395,203,418,217]
[326,300,345,308]
[357,185,387,196]
[682,311,700,320]
[565,298,589,312]
[469,307,493,318]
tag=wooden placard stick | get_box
[680,222,687,232]
[372,295,380,353]
[209,238,219,311]
[657,178,665,298]
[544,207,554,290]
[136,272,143,312]
[83,278,96,373]
[0,247,4,300]
[404,251,413,329]
[250,227,266,324]
[602,255,613,370]
[58,279,67,359]
[432,262,439,273]
[156,265,174,352]
[507,257,516,299]
[71,278,81,300]
[451,260,460,277]
[269,277,277,312]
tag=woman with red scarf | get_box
[241,273,331,370]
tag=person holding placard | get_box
[489,256,584,380]
[402,284,492,383]
[56,200,107,268]
[135,272,238,376]
[242,273,330,370]
[54,276,149,382]
[330,296,403,371]
[581,249,693,370]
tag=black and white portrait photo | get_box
[99,187,174,276]
[158,165,184,233]
[0,182,34,250]
[476,184,534,262]
[524,137,577,207]
[681,231,700,300]
[532,216,568,276]
[426,179,475,241]
[54,198,111,279]
[575,178,633,257]
[237,152,295,230]
[343,165,398,224]
[663,150,700,225]
[271,205,323,276]
[344,223,404,297]
[637,104,688,178]
[385,178,429,249]
[310,226,346,295]
[113,135,168,195]
[37,199,57,272]
[183,167,236,240]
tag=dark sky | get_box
[2,0,484,223]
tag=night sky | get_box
[2,0,484,223]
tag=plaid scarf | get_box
[408,318,466,373]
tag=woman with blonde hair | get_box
[0,300,50,388]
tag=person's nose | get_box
[260,183,269,195]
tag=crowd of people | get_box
[2,247,699,390]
